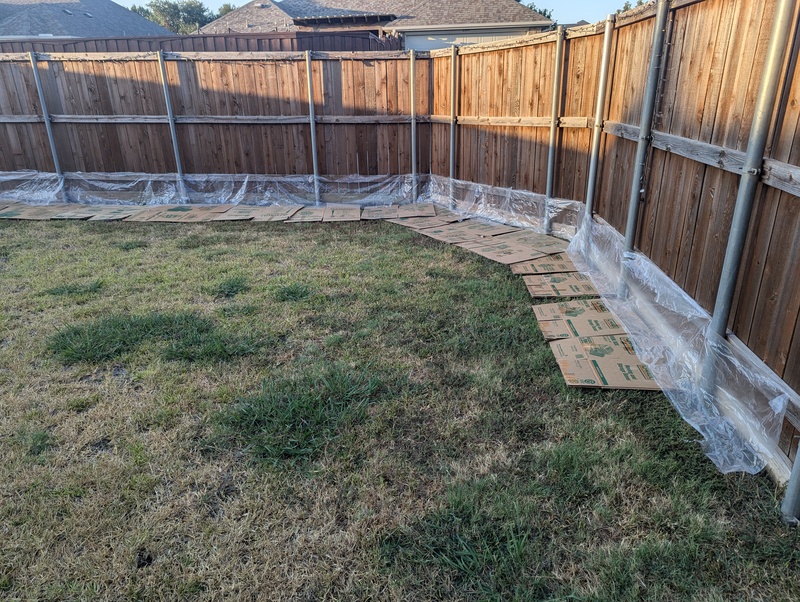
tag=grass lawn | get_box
[0,219,798,600]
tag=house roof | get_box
[201,0,551,35]
[0,0,173,38]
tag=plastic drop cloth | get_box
[1,168,795,476]
[0,171,420,206]
[567,216,795,476]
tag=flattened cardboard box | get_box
[524,273,598,297]
[210,206,264,221]
[51,205,97,220]
[251,205,303,222]
[537,318,572,340]
[533,300,616,340]
[559,300,626,337]
[387,215,463,229]
[397,203,437,218]
[579,335,661,390]
[456,238,548,264]
[146,205,232,222]
[0,204,71,220]
[285,207,325,222]
[551,335,661,390]
[496,231,570,253]
[416,220,489,244]
[323,206,361,222]
[361,205,399,220]
[511,253,576,274]
[447,220,519,238]
[534,300,605,319]
[88,207,139,221]
[124,206,180,221]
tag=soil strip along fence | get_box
[1,1,800,482]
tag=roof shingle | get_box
[0,0,173,37]
[201,0,550,35]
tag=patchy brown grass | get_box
[0,219,797,601]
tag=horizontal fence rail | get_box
[0,0,798,461]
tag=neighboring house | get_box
[0,0,172,38]
[201,0,552,50]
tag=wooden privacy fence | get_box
[0,31,403,54]
[0,0,799,446]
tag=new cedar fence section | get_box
[0,0,799,452]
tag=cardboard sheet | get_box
[550,335,659,390]
[251,205,303,222]
[123,206,181,222]
[524,273,599,298]
[551,335,661,390]
[532,301,574,322]
[284,207,325,223]
[559,300,626,337]
[510,253,576,274]
[322,206,361,222]
[496,231,570,254]
[51,206,98,220]
[416,220,485,244]
[86,207,139,221]
[538,319,572,341]
[398,203,437,218]
[209,206,263,221]
[0,204,72,220]
[456,238,548,264]
[361,205,399,220]
[387,215,463,229]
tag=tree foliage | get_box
[526,3,554,20]
[217,2,237,17]
[513,1,554,21]
[617,0,645,13]
[130,0,224,34]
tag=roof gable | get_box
[0,0,173,37]
[201,0,550,35]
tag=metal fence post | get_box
[584,15,616,219]
[544,26,565,233]
[28,51,65,197]
[449,44,459,209]
[410,49,418,201]
[157,51,183,178]
[305,50,321,205]
[623,0,670,253]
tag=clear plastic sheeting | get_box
[0,172,417,207]
[0,171,64,205]
[0,172,585,232]
[568,216,796,477]
[424,174,583,238]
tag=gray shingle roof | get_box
[201,0,550,34]
[0,0,173,38]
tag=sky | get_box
[112,0,626,27]
[548,2,624,25]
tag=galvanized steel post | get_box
[623,0,670,253]
[28,52,62,179]
[544,26,565,233]
[410,49,418,201]
[584,15,616,218]
[157,51,183,178]
[449,44,459,208]
[676,0,795,521]
[305,50,321,205]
